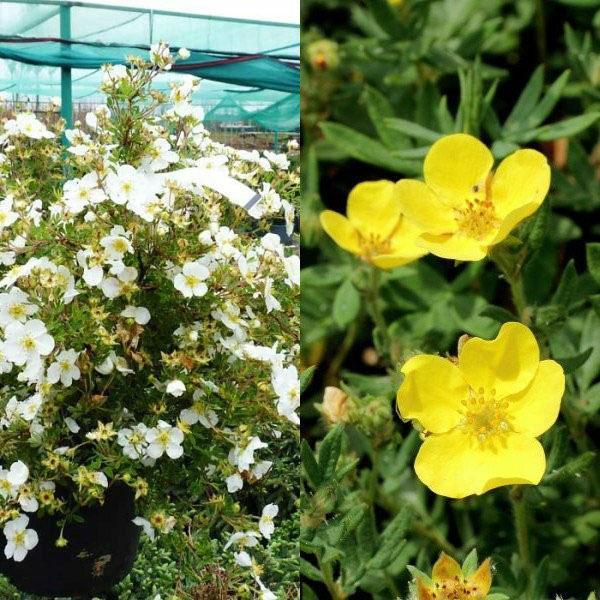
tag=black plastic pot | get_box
[0,482,140,598]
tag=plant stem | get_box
[412,521,460,557]
[325,320,359,385]
[365,267,392,363]
[510,486,532,581]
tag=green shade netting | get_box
[0,41,299,93]
[0,0,299,130]
[205,92,300,132]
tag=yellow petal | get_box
[397,355,468,433]
[414,428,546,498]
[347,180,401,239]
[468,558,493,595]
[424,134,493,207]
[418,232,488,262]
[431,552,462,582]
[395,179,457,235]
[371,253,421,269]
[506,360,565,438]
[458,322,540,398]
[489,201,541,246]
[416,578,434,600]
[320,210,361,255]
[491,149,551,219]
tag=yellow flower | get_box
[307,39,340,71]
[415,552,492,600]
[320,180,428,269]
[397,322,564,498]
[396,134,551,261]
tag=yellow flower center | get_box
[14,531,26,546]
[357,226,398,260]
[112,239,128,253]
[8,303,26,318]
[460,387,511,443]
[430,577,483,599]
[21,336,37,351]
[453,186,499,240]
[184,275,200,288]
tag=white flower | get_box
[263,150,290,171]
[226,473,243,493]
[0,197,18,230]
[223,530,260,551]
[132,517,155,540]
[166,379,186,397]
[65,417,80,433]
[284,255,300,287]
[90,471,109,488]
[2,319,55,366]
[3,514,38,562]
[106,165,148,207]
[145,421,184,459]
[252,460,273,480]
[0,287,38,327]
[180,406,218,429]
[18,394,43,421]
[118,424,149,459]
[95,351,133,375]
[178,47,191,59]
[47,349,80,386]
[174,262,209,298]
[259,504,279,539]
[101,266,138,299]
[63,173,106,215]
[234,550,253,567]
[141,138,179,172]
[120,305,151,325]
[229,436,268,472]
[264,278,282,313]
[100,233,133,260]
[8,113,54,140]
[150,42,172,70]
[271,365,299,425]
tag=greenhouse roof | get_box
[0,0,300,130]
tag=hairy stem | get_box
[510,486,532,582]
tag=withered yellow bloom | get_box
[396,134,551,261]
[320,180,427,269]
[416,552,492,600]
[397,322,564,498]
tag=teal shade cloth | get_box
[0,40,299,93]
[0,1,299,131]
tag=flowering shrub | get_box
[0,45,299,598]
[302,1,600,599]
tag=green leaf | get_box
[551,259,578,308]
[480,305,517,324]
[527,69,571,130]
[365,0,405,38]
[544,451,596,484]
[530,556,549,598]
[586,242,600,286]
[300,366,317,393]
[302,265,351,288]
[555,347,593,374]
[363,86,404,149]
[319,122,421,174]
[523,199,551,251]
[521,112,600,142]
[384,118,442,143]
[300,558,324,582]
[461,548,479,577]
[318,425,344,481]
[368,506,412,569]
[301,440,322,488]
[327,504,367,545]
[504,65,545,131]
[301,584,319,600]
[333,278,361,328]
